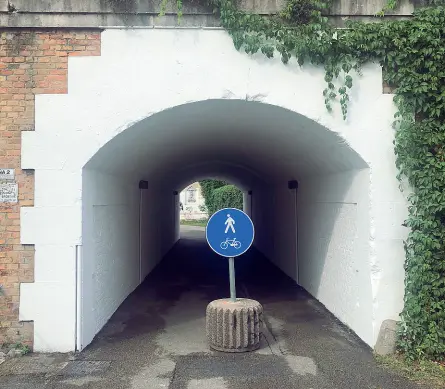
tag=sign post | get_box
[229,257,236,302]
[205,207,262,352]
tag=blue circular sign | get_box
[206,208,255,258]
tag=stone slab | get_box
[0,0,419,28]
[374,319,398,356]
[7,0,417,15]
[0,355,61,375]
[5,0,283,15]
[329,0,413,15]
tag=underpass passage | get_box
[68,227,417,389]
[80,100,375,352]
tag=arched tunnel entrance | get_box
[79,99,372,351]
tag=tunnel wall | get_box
[250,187,274,260]
[82,176,177,348]
[266,185,298,280]
[298,169,374,344]
[81,169,141,348]
[243,192,251,216]
[141,186,178,280]
[164,193,178,255]
[174,194,181,242]
[140,189,161,279]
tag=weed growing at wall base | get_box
[194,0,445,361]
[376,354,445,388]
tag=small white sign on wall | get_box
[0,168,14,180]
[0,183,18,203]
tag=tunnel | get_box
[78,99,372,350]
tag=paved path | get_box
[0,228,422,388]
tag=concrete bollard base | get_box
[206,298,263,353]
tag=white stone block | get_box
[20,281,75,352]
[35,170,82,207]
[34,245,76,283]
[21,206,81,245]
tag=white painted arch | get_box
[19,28,407,352]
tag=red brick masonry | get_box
[0,30,101,349]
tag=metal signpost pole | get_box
[229,257,236,302]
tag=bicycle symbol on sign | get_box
[220,238,241,250]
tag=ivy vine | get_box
[170,0,445,361]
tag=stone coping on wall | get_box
[0,0,421,28]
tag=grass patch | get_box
[375,354,445,389]
[180,219,208,228]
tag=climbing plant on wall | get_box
[176,0,445,360]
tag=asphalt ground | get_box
[0,226,422,389]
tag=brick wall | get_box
[0,30,101,349]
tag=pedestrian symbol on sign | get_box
[224,214,236,233]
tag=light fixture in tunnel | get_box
[288,180,299,190]
[139,180,148,189]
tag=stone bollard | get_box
[375,319,398,356]
[206,298,263,352]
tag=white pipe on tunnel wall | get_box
[75,244,83,351]
[295,188,299,285]
[288,180,299,284]
[139,180,149,284]
[249,190,253,221]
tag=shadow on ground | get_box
[0,227,424,388]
